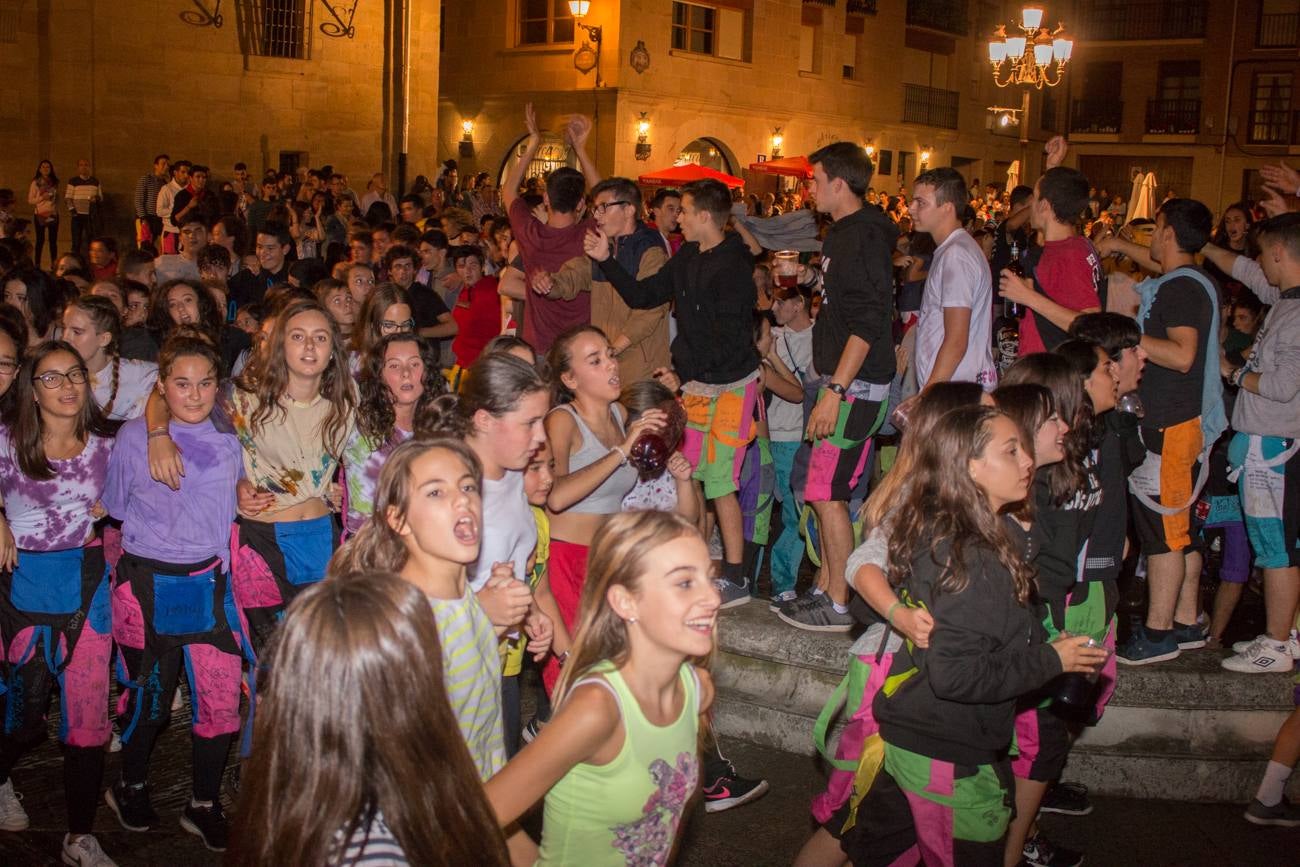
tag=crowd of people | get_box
[0,101,1298,866]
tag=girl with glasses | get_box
[0,341,118,866]
[350,282,413,374]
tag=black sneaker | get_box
[1040,781,1093,816]
[105,781,158,832]
[1244,796,1300,827]
[180,802,230,852]
[701,760,770,813]
[1022,833,1083,867]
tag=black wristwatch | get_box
[827,382,847,399]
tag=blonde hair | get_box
[553,510,711,703]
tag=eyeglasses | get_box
[593,201,634,215]
[0,360,17,376]
[33,367,88,389]
[381,319,415,333]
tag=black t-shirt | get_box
[1137,270,1216,429]
[408,280,451,356]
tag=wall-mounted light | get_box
[864,138,875,158]
[771,127,784,159]
[920,148,932,170]
[569,0,603,86]
[635,112,652,161]
[459,119,475,158]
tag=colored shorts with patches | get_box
[1130,417,1203,555]
[1228,432,1300,570]
[796,382,888,504]
[841,743,1011,867]
[681,377,758,500]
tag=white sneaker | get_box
[1232,632,1300,659]
[0,778,29,831]
[1221,637,1294,673]
[62,832,118,867]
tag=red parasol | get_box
[746,155,813,179]
[637,163,745,188]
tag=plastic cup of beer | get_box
[774,250,799,288]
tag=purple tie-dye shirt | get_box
[102,417,245,564]
[0,427,112,551]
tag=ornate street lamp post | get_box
[988,5,1073,179]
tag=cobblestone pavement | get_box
[3,706,1297,866]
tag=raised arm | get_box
[565,114,602,189]
[502,103,542,209]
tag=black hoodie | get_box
[875,522,1062,766]
[597,232,759,386]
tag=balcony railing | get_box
[902,84,959,129]
[1070,99,1124,134]
[1145,98,1200,134]
[1258,13,1299,48]
[906,0,968,37]
[1078,0,1206,41]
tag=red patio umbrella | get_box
[637,163,745,189]
[746,155,813,179]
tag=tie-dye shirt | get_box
[0,427,112,551]
[342,426,413,536]
[226,388,353,518]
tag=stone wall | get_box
[0,0,439,243]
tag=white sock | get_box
[831,601,849,615]
[1256,760,1293,807]
[811,587,825,597]
[191,797,213,809]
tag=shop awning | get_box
[746,155,813,179]
[637,163,745,188]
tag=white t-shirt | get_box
[468,468,537,592]
[914,229,997,390]
[769,324,814,442]
[91,357,158,421]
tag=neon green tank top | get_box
[537,661,701,866]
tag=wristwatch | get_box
[827,382,847,399]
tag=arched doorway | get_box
[497,133,578,192]
[677,138,733,174]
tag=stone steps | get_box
[712,602,1298,803]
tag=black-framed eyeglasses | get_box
[593,201,634,215]
[33,367,88,389]
[381,319,415,333]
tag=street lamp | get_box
[988,6,1072,177]
[569,0,603,87]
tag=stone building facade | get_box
[439,0,1038,197]
[0,0,440,239]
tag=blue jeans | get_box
[769,439,804,595]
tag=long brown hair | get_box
[1001,352,1091,505]
[356,334,446,445]
[226,570,509,867]
[885,405,1036,605]
[862,381,985,533]
[234,297,355,460]
[350,282,411,356]
[328,437,482,576]
[9,341,116,480]
[554,510,711,703]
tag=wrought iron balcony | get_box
[1258,12,1299,48]
[1145,98,1200,135]
[1070,99,1123,134]
[1078,0,1206,41]
[903,84,959,130]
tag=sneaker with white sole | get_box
[61,833,118,867]
[1233,631,1300,660]
[1221,637,1294,673]
[701,759,770,813]
[768,590,798,612]
[715,577,752,609]
[0,778,29,831]
[776,593,852,632]
[1245,796,1300,827]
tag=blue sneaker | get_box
[1116,625,1180,666]
[1172,620,1207,650]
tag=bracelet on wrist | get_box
[610,445,628,466]
[147,428,170,440]
[886,601,903,627]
